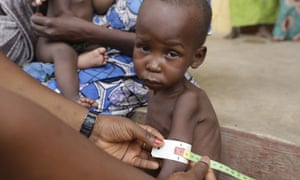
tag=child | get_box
[34,0,111,108]
[133,0,221,179]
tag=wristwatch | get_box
[80,110,98,138]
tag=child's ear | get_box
[191,46,207,69]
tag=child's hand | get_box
[28,0,46,7]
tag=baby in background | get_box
[34,0,111,108]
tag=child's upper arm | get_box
[157,90,221,179]
[156,91,199,179]
[190,91,221,161]
[169,90,200,142]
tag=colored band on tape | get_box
[183,150,255,180]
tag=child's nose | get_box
[146,59,161,72]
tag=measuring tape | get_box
[183,150,255,180]
[152,140,255,180]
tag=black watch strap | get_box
[80,110,98,138]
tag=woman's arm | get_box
[31,15,135,56]
[0,53,161,169]
[0,87,155,180]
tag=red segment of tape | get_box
[174,147,185,156]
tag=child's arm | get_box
[189,90,221,162]
[157,90,221,179]
[156,91,198,179]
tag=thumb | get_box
[187,156,210,179]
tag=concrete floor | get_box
[189,34,300,146]
[188,34,300,179]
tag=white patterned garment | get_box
[0,0,36,66]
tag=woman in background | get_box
[272,0,300,41]
[226,0,279,39]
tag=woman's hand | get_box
[31,15,92,42]
[31,14,135,55]
[31,15,109,42]
[167,156,217,180]
[90,115,164,170]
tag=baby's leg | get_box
[77,47,108,69]
[36,38,79,100]
[36,38,98,108]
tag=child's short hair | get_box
[195,0,212,44]
[143,0,212,45]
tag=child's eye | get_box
[141,46,151,53]
[167,51,179,58]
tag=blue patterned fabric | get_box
[24,0,147,116]
[93,0,142,31]
[23,0,199,115]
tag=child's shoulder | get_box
[177,87,206,105]
[183,82,208,99]
[176,84,212,112]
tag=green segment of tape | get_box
[183,150,255,180]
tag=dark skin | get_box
[133,0,221,179]
[0,52,164,170]
[30,0,135,56]
[0,87,214,180]
[32,0,113,108]
[0,52,216,180]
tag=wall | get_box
[211,0,231,34]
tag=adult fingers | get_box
[138,124,164,148]
[31,15,55,37]
[134,123,164,148]
[187,156,211,180]
[31,15,48,26]
[31,15,46,35]
[131,150,160,170]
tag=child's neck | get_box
[152,81,186,97]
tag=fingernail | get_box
[200,156,210,165]
[154,138,163,146]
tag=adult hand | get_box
[167,156,216,180]
[31,15,111,44]
[90,115,164,170]
[31,15,89,42]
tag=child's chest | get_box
[145,96,176,138]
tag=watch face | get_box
[80,111,98,137]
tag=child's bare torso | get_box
[145,80,202,139]
[47,0,94,21]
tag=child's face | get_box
[133,0,205,91]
